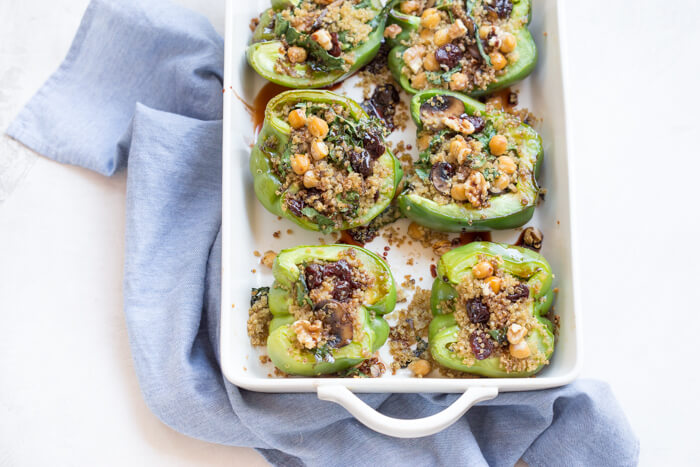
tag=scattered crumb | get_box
[261,250,277,268]
[273,230,281,238]
[286,229,293,235]
[253,250,261,257]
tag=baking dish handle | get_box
[316,385,499,438]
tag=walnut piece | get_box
[291,320,324,349]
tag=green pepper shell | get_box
[267,244,396,376]
[251,90,403,232]
[429,241,555,377]
[386,0,537,97]
[247,0,390,88]
[398,89,542,232]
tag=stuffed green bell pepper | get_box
[264,245,396,376]
[251,90,402,233]
[398,89,542,232]
[385,0,536,96]
[429,241,555,377]
[247,0,394,88]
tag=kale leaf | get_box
[313,344,335,363]
[301,206,336,234]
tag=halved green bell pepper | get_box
[267,244,396,376]
[398,89,542,232]
[386,0,537,97]
[247,0,393,88]
[251,89,403,232]
[429,241,554,377]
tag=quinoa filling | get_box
[268,100,390,232]
[443,254,550,373]
[288,250,374,359]
[407,94,529,208]
[271,0,380,75]
[396,0,524,92]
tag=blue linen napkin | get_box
[6,0,639,465]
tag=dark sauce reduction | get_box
[338,231,365,247]
[246,82,289,134]
[458,231,492,245]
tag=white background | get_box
[1,0,698,465]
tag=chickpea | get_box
[310,139,329,160]
[419,28,434,42]
[421,8,441,29]
[479,25,491,40]
[411,72,428,89]
[291,153,310,175]
[384,24,402,39]
[303,170,319,188]
[489,51,507,70]
[497,155,517,174]
[507,323,528,344]
[408,359,431,377]
[423,52,440,71]
[311,29,332,51]
[500,33,517,53]
[509,340,531,359]
[399,0,420,14]
[492,174,510,192]
[486,276,502,293]
[449,72,468,91]
[472,261,494,279]
[451,183,468,201]
[261,250,277,268]
[288,108,306,129]
[448,19,467,39]
[489,134,508,155]
[307,116,329,138]
[287,46,307,64]
[434,28,450,47]
[417,133,432,151]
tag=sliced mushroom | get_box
[420,95,465,128]
[430,162,454,195]
[314,299,354,347]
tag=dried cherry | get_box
[469,331,494,360]
[466,298,490,324]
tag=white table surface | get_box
[1,0,698,465]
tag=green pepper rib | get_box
[247,0,392,88]
[251,90,403,232]
[266,244,396,376]
[429,241,555,378]
[398,89,542,232]
[386,0,536,97]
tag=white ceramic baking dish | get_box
[221,0,581,438]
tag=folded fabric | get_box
[6,0,639,465]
